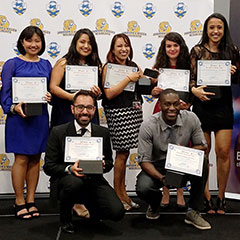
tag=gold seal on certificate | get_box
[65,65,98,91]
[64,136,103,174]
[104,63,137,92]
[165,144,204,177]
[197,60,231,86]
[157,68,190,92]
[12,77,47,103]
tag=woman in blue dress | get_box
[1,26,52,219]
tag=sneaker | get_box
[146,205,160,220]
[184,210,211,230]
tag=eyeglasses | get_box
[74,104,95,111]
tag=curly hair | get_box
[64,28,102,67]
[153,32,190,70]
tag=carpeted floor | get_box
[0,195,239,240]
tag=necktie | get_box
[78,128,87,137]
[168,127,176,144]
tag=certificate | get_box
[12,77,47,103]
[165,144,204,176]
[104,63,137,92]
[65,65,98,90]
[197,60,231,86]
[157,68,190,92]
[64,137,103,163]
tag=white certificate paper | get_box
[165,144,204,176]
[104,63,137,92]
[12,77,47,103]
[64,137,103,163]
[65,65,98,90]
[197,60,231,86]
[157,68,190,92]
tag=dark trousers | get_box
[136,157,208,211]
[58,174,125,224]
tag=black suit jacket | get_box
[43,121,113,199]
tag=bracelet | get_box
[68,165,73,175]
[10,104,16,114]
[127,76,132,82]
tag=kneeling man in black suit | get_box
[44,90,125,234]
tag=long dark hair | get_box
[199,13,235,59]
[153,32,190,70]
[64,28,102,67]
[17,26,45,56]
[106,33,133,65]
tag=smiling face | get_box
[71,94,96,127]
[165,40,180,63]
[207,17,224,45]
[112,37,130,65]
[160,93,180,125]
[76,33,92,59]
[21,33,42,57]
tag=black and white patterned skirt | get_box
[104,107,143,151]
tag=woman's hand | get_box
[127,69,143,82]
[231,65,237,75]
[45,91,52,103]
[151,86,163,98]
[90,85,102,98]
[179,99,191,110]
[191,85,215,101]
[14,102,27,118]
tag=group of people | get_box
[0,12,240,233]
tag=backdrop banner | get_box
[0,0,214,193]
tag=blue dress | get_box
[0,57,52,154]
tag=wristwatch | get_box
[10,104,16,114]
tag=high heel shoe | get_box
[204,197,215,214]
[129,200,140,209]
[216,197,226,215]
[121,201,132,211]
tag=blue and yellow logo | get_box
[12,0,27,15]
[111,1,125,18]
[57,19,77,36]
[143,95,155,103]
[93,18,115,35]
[142,2,156,19]
[174,2,187,19]
[47,42,61,59]
[0,154,11,171]
[124,21,146,38]
[79,0,93,17]
[46,0,61,18]
[30,18,44,30]
[0,16,17,34]
[127,153,141,170]
[98,107,107,126]
[0,105,7,125]
[185,20,203,36]
[142,43,156,60]
[30,18,50,34]
[153,21,172,38]
[12,42,20,56]
[40,157,44,171]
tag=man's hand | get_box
[71,160,85,177]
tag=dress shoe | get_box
[61,222,74,234]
